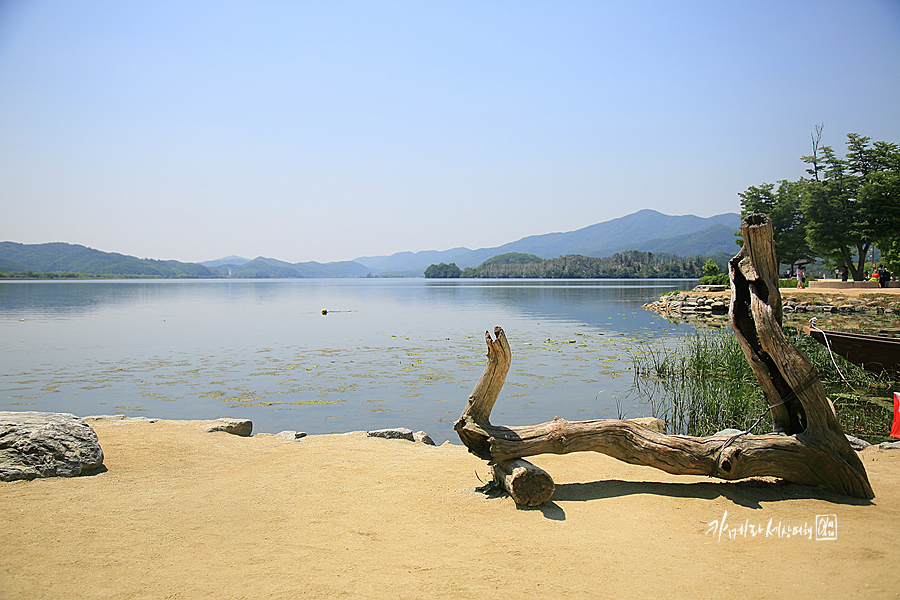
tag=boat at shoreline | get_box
[801,325,900,374]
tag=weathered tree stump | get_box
[455,214,873,501]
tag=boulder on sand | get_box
[367,427,415,441]
[0,412,104,481]
[205,418,253,437]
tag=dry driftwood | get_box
[491,459,555,507]
[455,213,873,500]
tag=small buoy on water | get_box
[321,309,328,315]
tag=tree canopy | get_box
[738,180,812,267]
[423,262,462,278]
[457,251,728,279]
[739,129,900,280]
[478,252,544,267]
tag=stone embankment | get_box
[644,285,900,322]
[642,285,729,319]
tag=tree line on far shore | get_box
[0,270,132,280]
[738,128,899,280]
[424,251,729,279]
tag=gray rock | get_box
[878,441,900,450]
[205,418,253,437]
[714,428,744,437]
[84,415,157,423]
[366,427,414,441]
[277,430,307,441]
[413,431,436,445]
[0,412,104,481]
[845,434,872,450]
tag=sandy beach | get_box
[686,282,900,301]
[3,282,899,599]
[2,416,899,600]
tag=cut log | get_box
[491,459,555,507]
[455,214,873,499]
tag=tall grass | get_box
[629,327,896,441]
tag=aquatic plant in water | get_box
[629,327,896,441]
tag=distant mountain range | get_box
[1,209,740,278]
[354,209,740,276]
[0,241,213,278]
[199,256,369,278]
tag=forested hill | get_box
[0,242,371,278]
[0,242,213,278]
[461,251,730,279]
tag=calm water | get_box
[1,278,698,443]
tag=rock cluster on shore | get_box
[644,288,900,321]
[1,412,896,483]
[1,413,446,482]
[781,298,900,316]
[642,292,729,318]
[367,427,436,445]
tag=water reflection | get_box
[0,279,697,442]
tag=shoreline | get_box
[644,284,900,330]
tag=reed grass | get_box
[629,327,896,441]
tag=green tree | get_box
[879,238,900,276]
[738,180,812,268]
[702,259,719,277]
[801,131,900,280]
[478,252,544,267]
[423,262,462,278]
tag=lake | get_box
[1,278,698,443]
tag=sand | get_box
[689,283,900,300]
[3,282,899,599]
[2,418,899,600]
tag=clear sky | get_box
[1,1,899,264]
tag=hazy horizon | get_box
[4,207,740,265]
[2,2,898,263]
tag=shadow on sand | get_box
[511,477,874,521]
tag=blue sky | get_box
[1,1,899,263]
